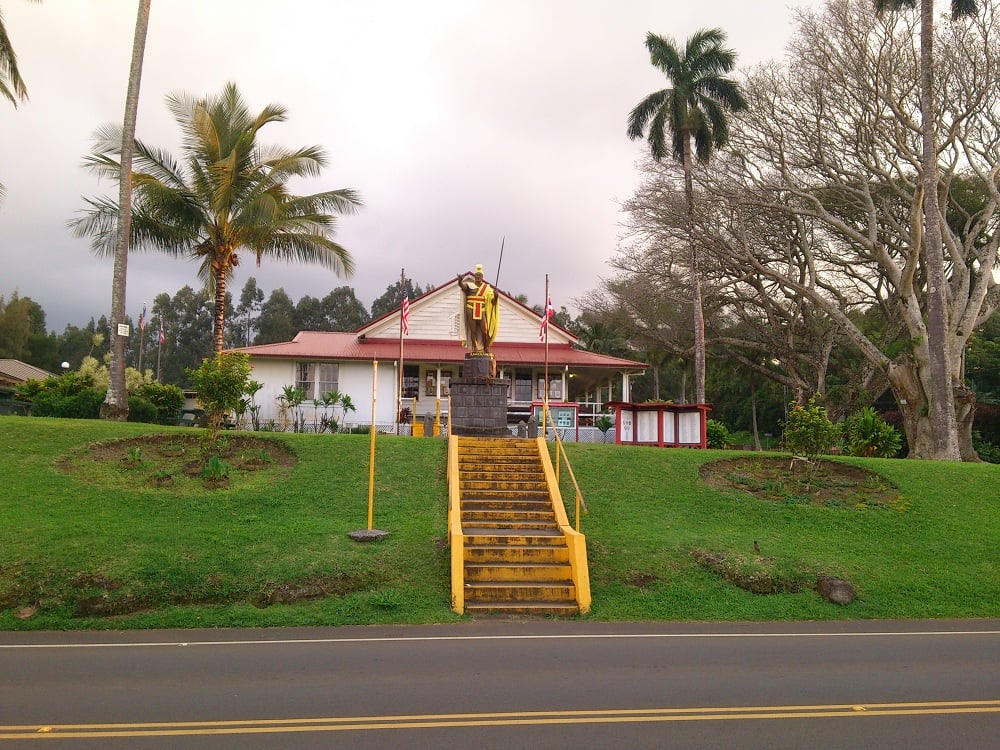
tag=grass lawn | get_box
[1,416,997,630]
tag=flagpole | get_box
[156,317,163,383]
[397,268,405,435]
[137,303,146,374]
[368,359,378,530]
[543,274,550,434]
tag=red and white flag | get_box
[158,319,165,345]
[539,293,554,341]
[138,304,147,331]
[401,293,410,336]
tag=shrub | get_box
[136,382,185,424]
[841,407,901,458]
[782,395,840,458]
[973,430,1000,464]
[706,419,732,449]
[126,396,159,424]
[31,388,104,419]
[187,353,252,439]
[20,372,103,419]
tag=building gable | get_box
[357,278,577,346]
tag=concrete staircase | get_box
[455,437,580,616]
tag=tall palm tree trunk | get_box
[684,135,706,406]
[103,0,151,421]
[213,268,228,354]
[918,0,960,459]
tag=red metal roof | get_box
[230,331,644,371]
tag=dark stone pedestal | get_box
[450,353,509,437]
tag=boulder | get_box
[817,574,856,605]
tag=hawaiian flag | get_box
[138,304,147,331]
[401,293,410,336]
[539,293,554,341]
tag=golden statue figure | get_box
[459,264,499,353]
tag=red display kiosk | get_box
[607,402,711,449]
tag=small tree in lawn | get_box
[187,352,252,446]
[782,395,840,460]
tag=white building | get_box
[230,275,646,434]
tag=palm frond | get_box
[67,196,120,255]
[873,0,916,10]
[0,7,29,106]
[685,28,726,60]
[627,89,669,141]
[700,76,747,113]
[260,231,355,277]
[649,105,672,161]
[952,0,978,17]
[645,32,683,76]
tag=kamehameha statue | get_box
[459,264,499,354]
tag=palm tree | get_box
[627,28,746,406]
[72,82,362,354]
[103,0,151,421]
[873,0,977,461]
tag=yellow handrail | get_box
[447,433,464,614]
[542,404,588,532]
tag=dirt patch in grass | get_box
[56,433,297,493]
[254,574,372,608]
[625,571,660,589]
[698,456,901,508]
[691,549,811,594]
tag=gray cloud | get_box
[0,0,822,331]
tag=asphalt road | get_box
[1,619,998,749]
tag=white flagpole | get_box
[543,274,550,433]
[397,268,405,435]
[368,359,378,530]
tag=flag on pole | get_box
[158,318,165,345]
[401,293,410,336]
[138,304,147,331]
[539,293,554,341]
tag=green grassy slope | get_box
[1,417,996,629]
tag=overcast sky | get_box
[1,0,823,332]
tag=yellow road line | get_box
[2,700,998,739]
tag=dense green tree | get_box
[72,81,362,355]
[0,292,32,359]
[228,276,264,348]
[293,295,326,332]
[967,312,1000,403]
[56,319,107,371]
[154,286,213,387]
[0,292,55,367]
[370,279,424,320]
[318,286,369,331]
[256,288,297,344]
[627,27,746,406]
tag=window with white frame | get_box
[295,362,315,400]
[317,363,339,398]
